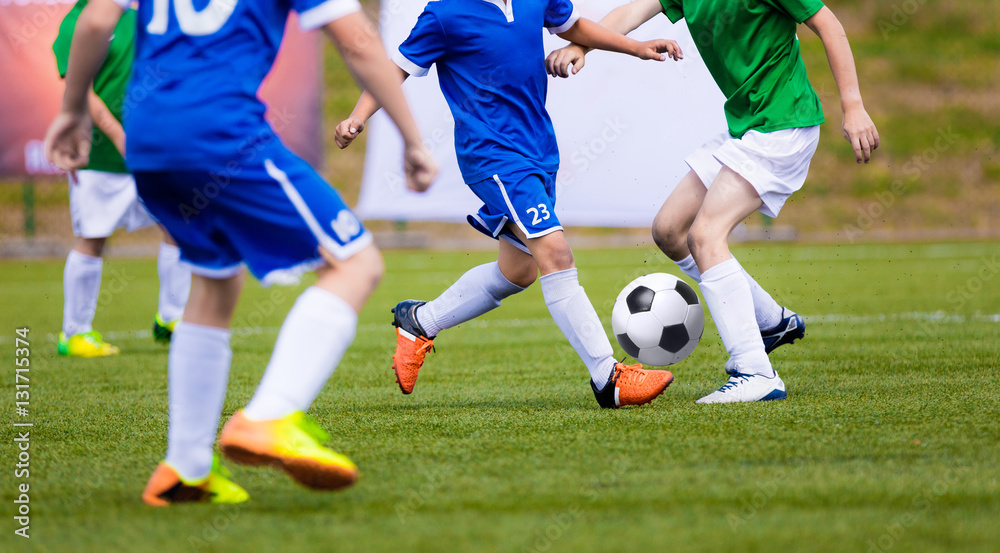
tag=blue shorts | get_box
[135,144,371,286]
[466,169,562,253]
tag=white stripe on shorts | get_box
[264,159,373,261]
[491,174,563,240]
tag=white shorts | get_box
[685,126,821,218]
[69,170,156,238]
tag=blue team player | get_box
[337,0,683,408]
[45,0,437,504]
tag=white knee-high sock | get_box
[737,262,784,330]
[243,287,357,421]
[62,250,103,336]
[165,322,232,480]
[416,261,524,337]
[676,254,783,330]
[157,242,191,323]
[698,258,773,376]
[540,268,616,387]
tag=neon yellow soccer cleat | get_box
[142,455,249,506]
[152,314,179,343]
[57,331,120,358]
[219,410,358,491]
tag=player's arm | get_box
[555,18,680,64]
[335,65,409,150]
[44,0,123,172]
[323,13,436,191]
[547,0,665,78]
[89,90,125,157]
[804,6,879,164]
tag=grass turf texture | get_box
[2,241,999,552]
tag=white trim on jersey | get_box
[481,0,514,23]
[546,7,580,34]
[491,174,564,239]
[393,50,431,77]
[263,159,373,261]
[298,0,362,31]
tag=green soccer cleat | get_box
[57,331,120,358]
[153,314,179,344]
[142,455,249,506]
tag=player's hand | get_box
[842,106,879,164]
[546,44,587,78]
[44,111,93,177]
[335,116,366,149]
[403,143,437,193]
[634,39,684,62]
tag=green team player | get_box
[546,0,879,403]
[53,1,190,357]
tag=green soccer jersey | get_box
[659,0,826,138]
[52,1,136,174]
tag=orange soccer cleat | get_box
[218,410,358,491]
[391,300,435,394]
[142,456,249,506]
[591,362,674,408]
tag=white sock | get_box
[244,287,358,421]
[157,242,191,323]
[698,258,773,376]
[164,322,232,480]
[675,254,702,282]
[62,250,103,336]
[540,268,616,387]
[677,254,783,330]
[416,261,524,337]
[737,262,784,330]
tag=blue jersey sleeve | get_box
[393,9,447,77]
[544,0,579,34]
[293,0,362,31]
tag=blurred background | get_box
[1,0,997,258]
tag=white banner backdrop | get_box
[355,0,727,228]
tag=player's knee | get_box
[651,218,687,260]
[686,221,711,259]
[537,240,574,273]
[505,264,537,288]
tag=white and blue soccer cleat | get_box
[696,370,787,404]
[761,308,805,354]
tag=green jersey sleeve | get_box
[657,0,684,23]
[764,0,824,23]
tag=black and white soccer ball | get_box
[611,273,704,366]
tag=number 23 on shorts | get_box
[526,204,550,225]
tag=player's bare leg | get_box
[653,170,799,351]
[652,170,706,262]
[508,225,673,408]
[688,167,785,403]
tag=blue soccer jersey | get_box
[110,0,361,171]
[394,0,579,184]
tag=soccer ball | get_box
[611,273,704,366]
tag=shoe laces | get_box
[718,372,751,392]
[615,362,646,385]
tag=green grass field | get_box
[2,241,999,552]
